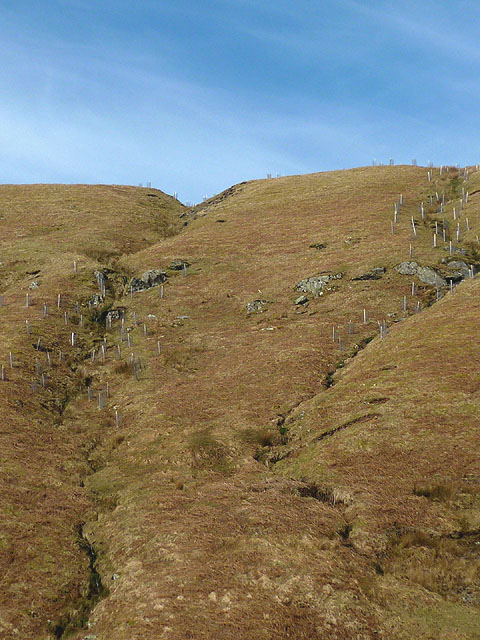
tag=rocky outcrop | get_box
[246,300,268,314]
[395,261,418,276]
[168,259,190,271]
[105,308,126,323]
[129,270,167,293]
[416,266,446,287]
[444,260,471,283]
[88,294,105,307]
[295,272,343,297]
[395,262,446,287]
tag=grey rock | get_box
[447,260,469,275]
[129,269,167,293]
[88,294,105,306]
[106,308,125,323]
[396,261,447,287]
[246,299,268,314]
[294,295,309,305]
[371,266,386,274]
[169,259,190,271]
[444,261,469,283]
[416,266,446,287]
[295,272,343,296]
[395,261,418,275]
[29,280,40,289]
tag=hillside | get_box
[0,168,479,639]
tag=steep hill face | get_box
[0,168,479,639]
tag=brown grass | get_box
[2,166,480,639]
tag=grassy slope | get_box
[0,185,183,639]
[1,168,479,639]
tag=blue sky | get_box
[1,0,480,203]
